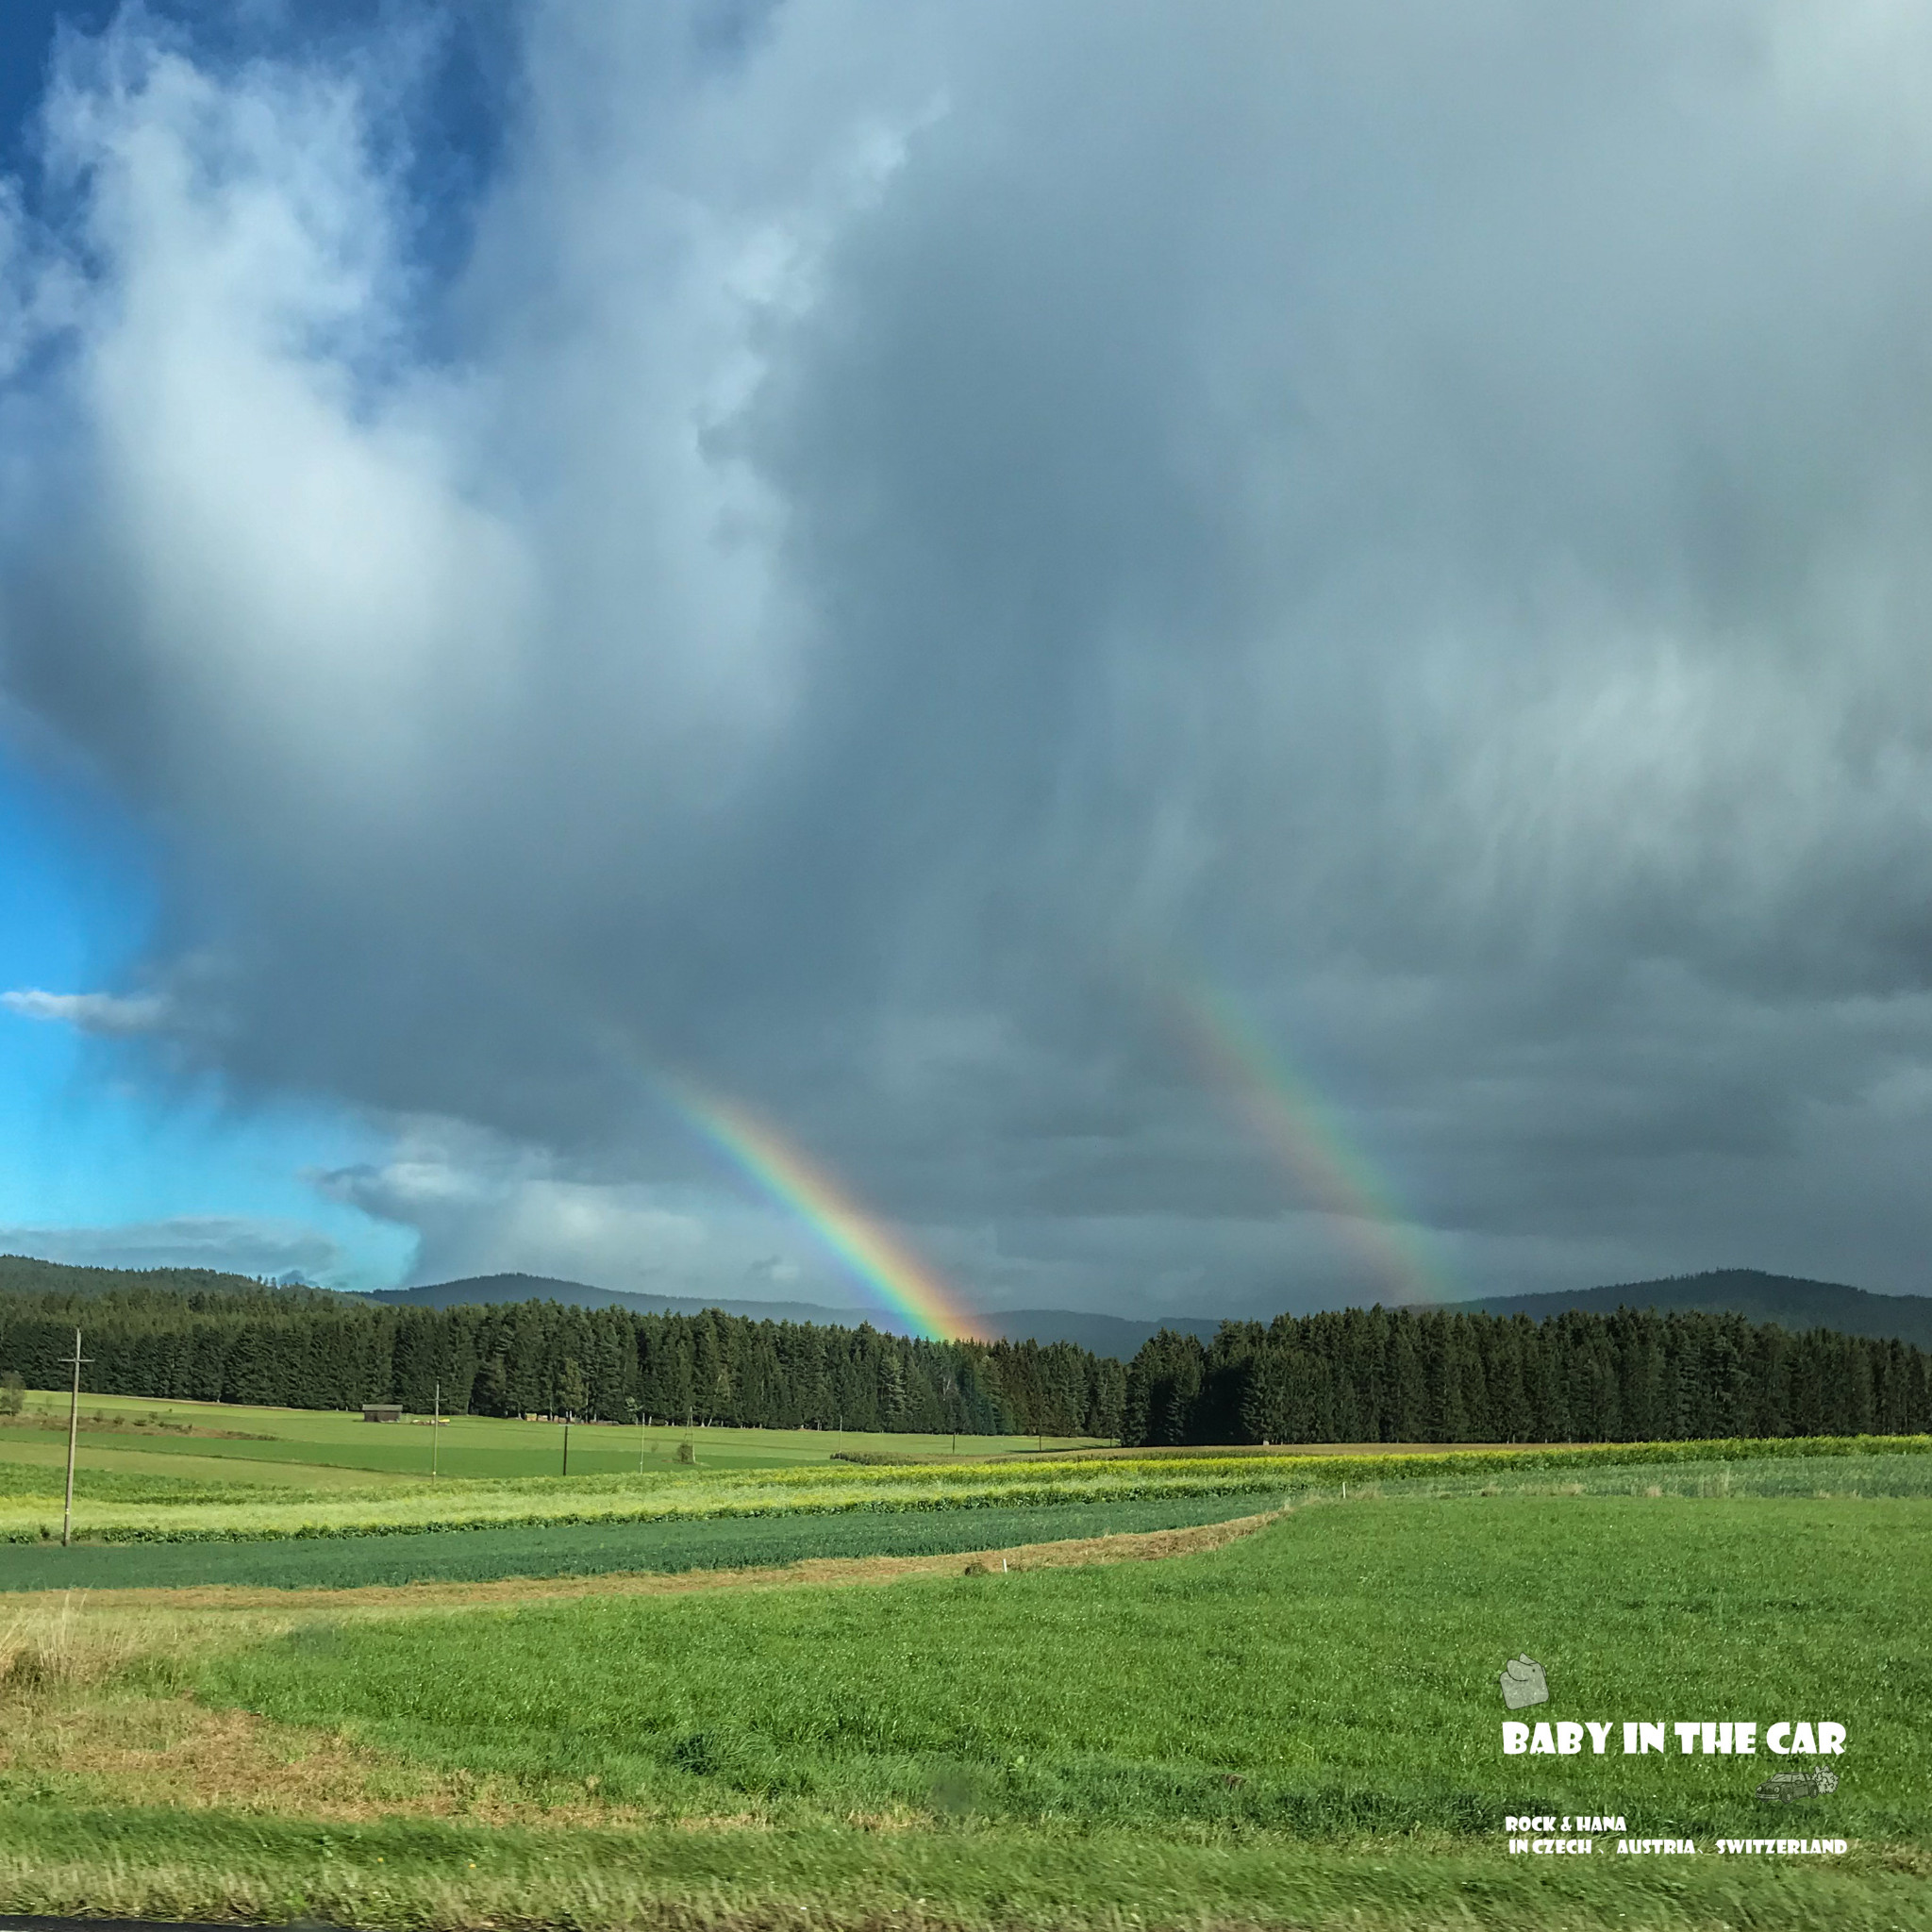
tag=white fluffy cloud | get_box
[2,988,169,1034]
[308,1115,871,1306]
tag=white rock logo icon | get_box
[1498,1656,1549,1710]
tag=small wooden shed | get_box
[361,1403,403,1423]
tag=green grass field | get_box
[8,1437,1924,1553]
[0,1389,1133,1542]
[1,1414,1926,1929]
[3,1387,1087,1480]
[6,1802,1921,1932]
[192,1492,1929,1844]
[0,1452,1288,1545]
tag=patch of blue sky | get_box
[0,751,411,1289]
[0,739,152,1015]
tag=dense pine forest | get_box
[0,1280,1125,1438]
[2,1265,1927,1444]
[1123,1306,1932,1445]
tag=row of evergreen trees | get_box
[6,1281,1924,1446]
[1122,1305,1932,1445]
[0,1285,1126,1439]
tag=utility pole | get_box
[562,1414,571,1477]
[639,1409,646,1475]
[432,1380,440,1478]
[60,1328,92,1548]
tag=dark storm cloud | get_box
[6,0,1932,1307]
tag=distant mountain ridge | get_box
[374,1275,1226,1356]
[998,1272,1932,1357]
[1444,1269,1932,1351]
[0,1253,341,1304]
[7,1254,1928,1356]
[0,1257,1224,1352]
[366,1273,871,1329]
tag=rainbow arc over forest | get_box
[666,1079,984,1341]
[1173,981,1455,1307]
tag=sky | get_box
[3,0,1932,1325]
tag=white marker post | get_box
[60,1328,92,1548]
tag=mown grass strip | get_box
[0,1803,1921,1932]
[0,1493,1260,1591]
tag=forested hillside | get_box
[0,1284,1125,1439]
[8,1264,1925,1447]
[0,1253,322,1302]
[1447,1267,1932,1349]
[1124,1306,1932,1445]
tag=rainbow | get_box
[665,1079,984,1341]
[1172,982,1455,1307]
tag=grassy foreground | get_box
[1,1477,1926,1929]
[194,1494,1927,1842]
[2,1441,1928,1929]
[3,1806,1924,1932]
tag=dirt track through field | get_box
[13,1507,1283,1619]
